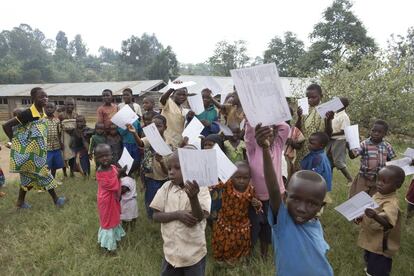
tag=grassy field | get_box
[0,140,413,275]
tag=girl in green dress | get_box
[2,87,66,209]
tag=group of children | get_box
[1,82,413,276]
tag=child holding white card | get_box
[127,115,171,219]
[224,124,246,163]
[357,165,405,276]
[211,161,262,263]
[119,160,140,230]
[150,150,211,276]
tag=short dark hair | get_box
[339,97,349,108]
[102,89,113,95]
[201,88,212,94]
[384,165,406,188]
[153,114,167,126]
[123,88,133,95]
[310,132,330,147]
[373,119,389,133]
[143,111,159,120]
[306,84,322,96]
[30,87,43,98]
[143,97,155,104]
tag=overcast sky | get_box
[1,0,412,63]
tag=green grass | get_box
[1,142,413,275]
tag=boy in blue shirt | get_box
[255,123,333,276]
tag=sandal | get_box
[55,197,66,207]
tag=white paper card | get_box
[183,117,204,146]
[142,123,173,156]
[335,191,379,221]
[230,63,292,127]
[298,97,309,115]
[111,105,139,130]
[387,157,414,176]
[118,147,134,174]
[316,97,344,118]
[345,125,360,149]
[168,80,196,90]
[403,148,414,159]
[213,144,237,183]
[204,77,222,96]
[217,122,233,136]
[178,148,218,187]
[187,92,205,115]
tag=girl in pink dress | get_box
[95,143,126,251]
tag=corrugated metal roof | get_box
[0,80,165,97]
[159,75,313,97]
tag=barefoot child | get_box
[45,102,65,178]
[88,122,106,161]
[358,165,405,276]
[127,115,170,219]
[95,144,126,251]
[120,161,139,229]
[2,87,66,208]
[106,124,123,165]
[60,98,77,177]
[150,151,211,275]
[256,123,333,276]
[349,120,396,197]
[97,89,118,132]
[211,161,262,263]
[69,115,93,177]
[0,145,5,197]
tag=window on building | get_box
[21,99,32,105]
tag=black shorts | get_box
[364,250,392,276]
[161,256,206,276]
[249,200,271,245]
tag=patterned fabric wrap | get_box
[10,118,57,190]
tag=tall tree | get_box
[56,31,68,52]
[69,34,87,59]
[147,46,179,81]
[207,40,250,76]
[263,32,305,77]
[305,0,376,72]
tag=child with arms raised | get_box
[150,150,211,276]
[211,161,262,263]
[358,165,405,276]
[349,119,396,197]
[95,144,126,252]
[127,115,170,219]
[106,124,123,165]
[45,102,65,178]
[245,119,289,258]
[255,123,333,276]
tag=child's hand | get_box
[353,216,363,224]
[364,208,377,218]
[126,124,135,133]
[286,138,293,146]
[179,136,189,148]
[325,111,335,120]
[176,210,198,227]
[121,186,130,195]
[118,165,128,178]
[200,119,211,127]
[255,123,272,148]
[89,154,93,161]
[155,154,163,163]
[251,197,263,213]
[186,110,195,121]
[184,180,200,199]
[297,106,303,117]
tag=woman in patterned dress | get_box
[211,161,262,263]
[2,87,66,208]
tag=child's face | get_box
[152,118,166,136]
[203,140,215,149]
[65,100,75,113]
[76,117,86,129]
[109,125,118,136]
[122,91,133,104]
[308,135,324,151]
[95,123,105,135]
[306,89,321,107]
[143,98,154,111]
[202,91,212,108]
[143,115,152,127]
[45,103,56,117]
[102,91,113,105]
[232,165,251,192]
[285,179,325,224]
[167,154,183,185]
[173,89,187,105]
[370,124,386,143]
[34,90,48,108]
[376,168,398,195]
[96,148,112,167]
